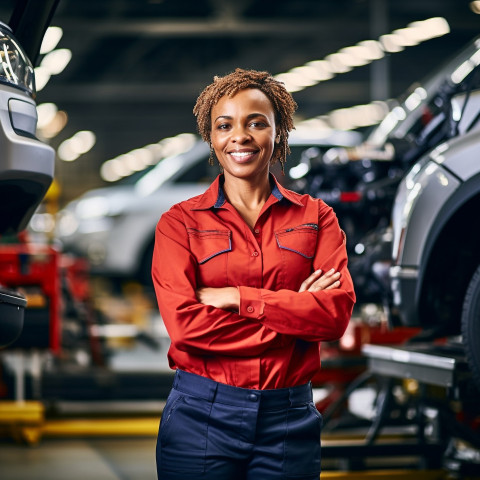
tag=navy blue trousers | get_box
[156,370,322,479]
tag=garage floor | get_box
[0,437,158,480]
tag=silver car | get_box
[0,21,54,234]
[0,20,55,347]
[390,39,480,390]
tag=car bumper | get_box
[389,266,420,327]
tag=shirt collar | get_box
[191,174,303,211]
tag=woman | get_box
[152,68,355,480]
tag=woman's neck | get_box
[222,173,271,228]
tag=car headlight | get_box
[0,21,35,97]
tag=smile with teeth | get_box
[230,151,257,159]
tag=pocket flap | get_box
[187,229,232,264]
[275,224,317,259]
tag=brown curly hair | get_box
[193,68,297,172]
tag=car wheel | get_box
[461,264,480,391]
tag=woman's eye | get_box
[250,121,266,128]
[217,123,230,130]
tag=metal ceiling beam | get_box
[42,80,372,103]
[56,18,365,37]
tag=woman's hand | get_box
[298,268,341,293]
[196,287,240,311]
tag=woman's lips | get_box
[229,150,258,163]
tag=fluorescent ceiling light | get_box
[40,26,63,55]
[34,66,51,91]
[357,40,385,60]
[408,17,450,40]
[338,45,378,66]
[40,48,72,75]
[58,130,96,161]
[470,1,480,14]
[276,17,449,95]
[40,111,68,139]
[379,34,405,53]
[289,65,333,82]
[325,53,353,73]
[36,102,58,128]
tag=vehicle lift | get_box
[318,342,480,478]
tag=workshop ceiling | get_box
[1,0,479,202]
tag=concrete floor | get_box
[0,437,158,480]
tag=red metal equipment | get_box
[0,241,61,352]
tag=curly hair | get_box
[193,68,297,171]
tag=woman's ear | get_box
[275,133,281,144]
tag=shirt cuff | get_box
[238,286,265,319]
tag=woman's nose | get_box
[231,126,251,143]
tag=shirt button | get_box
[254,228,260,234]
[247,306,254,313]
[248,393,258,402]
[252,251,259,257]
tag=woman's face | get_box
[210,88,278,181]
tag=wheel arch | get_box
[416,173,480,332]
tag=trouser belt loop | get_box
[172,369,180,389]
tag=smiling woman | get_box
[151,68,356,480]
[210,89,277,184]
[194,68,297,173]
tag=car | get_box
[0,18,55,347]
[55,129,361,287]
[389,39,480,390]
[306,35,480,305]
[0,21,54,236]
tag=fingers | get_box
[311,270,341,292]
[299,268,341,293]
[298,269,324,292]
[323,278,341,290]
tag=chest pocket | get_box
[275,224,318,289]
[188,228,231,287]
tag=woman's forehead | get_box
[212,88,275,115]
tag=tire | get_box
[461,264,480,391]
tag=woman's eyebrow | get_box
[247,113,268,120]
[214,115,232,122]
[213,113,268,122]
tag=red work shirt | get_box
[152,174,355,389]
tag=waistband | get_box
[172,369,312,410]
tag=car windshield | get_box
[116,136,206,187]
[367,36,480,147]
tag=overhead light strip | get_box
[275,17,450,93]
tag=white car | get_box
[56,130,360,286]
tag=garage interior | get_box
[1,0,480,479]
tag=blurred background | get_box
[1,0,479,201]
[1,1,480,479]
